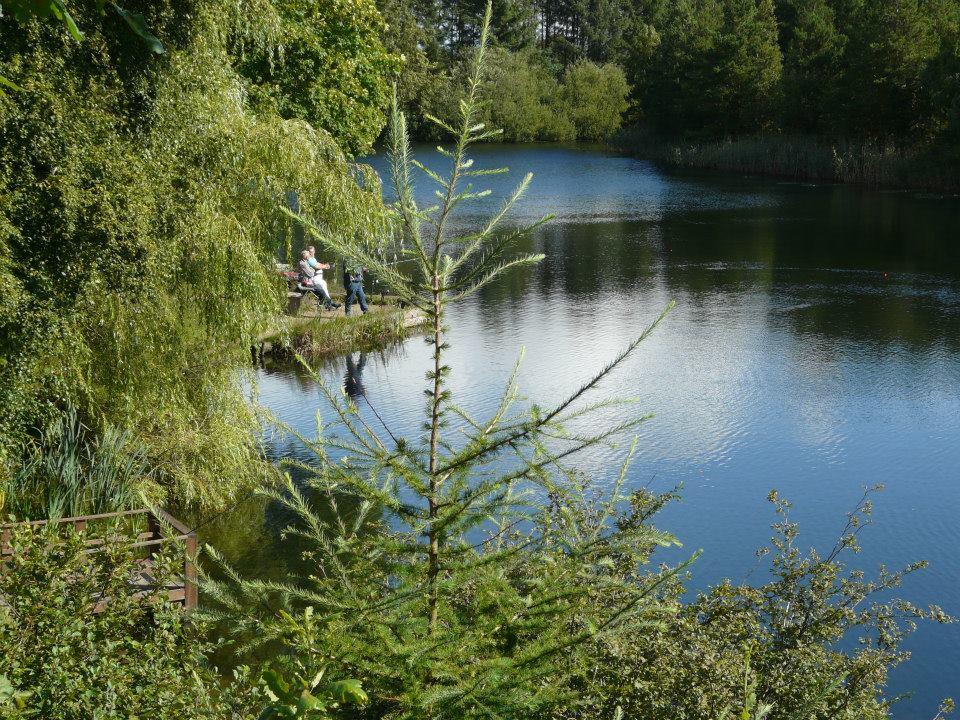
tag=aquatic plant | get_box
[1,405,155,520]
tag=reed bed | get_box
[616,128,960,191]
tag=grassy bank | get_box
[616,128,960,191]
[259,305,426,360]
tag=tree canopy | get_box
[384,0,960,153]
[0,0,396,507]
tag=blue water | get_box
[250,144,960,714]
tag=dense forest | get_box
[383,0,960,177]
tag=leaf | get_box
[50,0,84,41]
[295,689,321,713]
[0,76,23,95]
[112,4,164,54]
[324,679,367,705]
[262,669,290,700]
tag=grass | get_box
[615,127,960,191]
[264,305,426,359]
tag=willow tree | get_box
[205,5,686,717]
[0,0,396,507]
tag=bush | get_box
[1,405,157,520]
[0,524,249,719]
[482,48,574,141]
[476,50,628,142]
[549,490,953,720]
[560,61,630,141]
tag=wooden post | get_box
[147,512,161,562]
[184,532,198,610]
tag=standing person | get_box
[297,250,340,310]
[342,259,368,316]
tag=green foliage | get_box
[236,0,400,156]
[1,404,155,520]
[833,0,940,142]
[0,0,394,507]
[375,0,450,140]
[257,608,368,719]
[0,0,165,54]
[642,0,783,138]
[549,489,953,720]
[0,523,246,719]
[480,47,573,141]
[271,308,423,359]
[775,0,846,134]
[467,49,630,142]
[561,60,630,141]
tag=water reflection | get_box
[344,352,367,400]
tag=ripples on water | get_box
[247,144,960,716]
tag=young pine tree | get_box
[204,4,686,718]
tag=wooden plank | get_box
[2,507,196,614]
[1,509,147,530]
[184,534,198,610]
[153,508,193,536]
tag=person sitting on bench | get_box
[298,250,340,310]
[306,245,334,299]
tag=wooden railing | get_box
[0,508,198,610]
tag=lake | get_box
[233,144,960,714]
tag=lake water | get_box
[237,144,960,714]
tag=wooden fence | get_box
[0,508,198,610]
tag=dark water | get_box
[233,145,960,713]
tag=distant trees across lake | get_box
[383,0,960,159]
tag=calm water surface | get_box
[230,145,960,714]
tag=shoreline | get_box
[612,129,960,193]
[255,303,426,361]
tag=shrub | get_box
[482,48,574,142]
[1,405,157,520]
[476,50,628,142]
[0,524,243,719]
[560,61,631,141]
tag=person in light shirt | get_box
[306,245,334,300]
[297,249,340,310]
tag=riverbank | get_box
[256,303,426,360]
[615,127,960,192]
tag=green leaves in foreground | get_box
[2,0,164,52]
[259,667,367,720]
[111,4,164,54]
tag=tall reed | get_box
[1,406,154,520]
[616,127,960,191]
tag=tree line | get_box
[382,0,960,157]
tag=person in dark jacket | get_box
[342,260,368,316]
